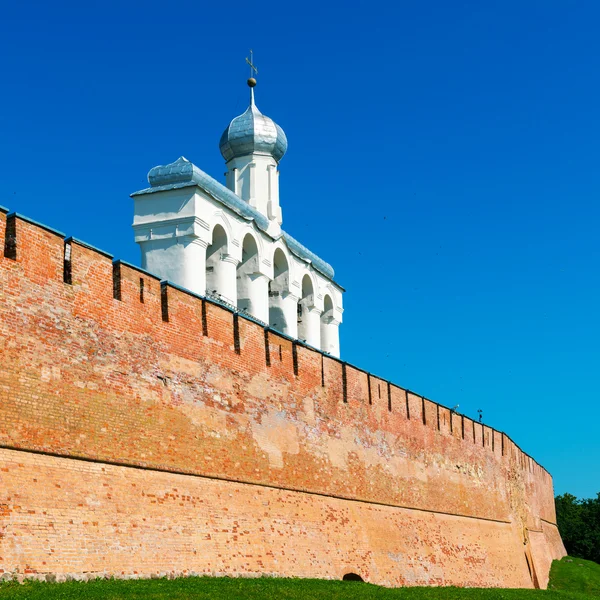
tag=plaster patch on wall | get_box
[387,551,405,563]
[179,403,229,438]
[302,395,316,427]
[204,364,235,394]
[326,429,352,470]
[246,373,288,404]
[165,355,203,378]
[251,411,300,469]
[324,427,415,476]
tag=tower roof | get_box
[219,84,288,163]
[131,156,336,281]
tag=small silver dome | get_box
[219,91,288,163]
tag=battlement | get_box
[0,208,565,588]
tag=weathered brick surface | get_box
[0,447,537,586]
[0,215,566,587]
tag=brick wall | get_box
[0,212,566,587]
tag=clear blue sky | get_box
[1,1,598,499]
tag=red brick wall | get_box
[0,214,566,587]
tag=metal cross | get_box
[246,50,258,77]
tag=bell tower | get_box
[132,56,343,357]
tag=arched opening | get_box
[320,294,335,353]
[342,573,364,582]
[269,248,289,334]
[297,274,314,343]
[206,225,230,301]
[237,233,260,316]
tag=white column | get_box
[267,165,282,224]
[218,255,239,306]
[248,163,256,207]
[305,307,322,349]
[182,238,208,296]
[225,168,236,194]
[321,318,340,358]
[248,273,270,324]
[282,292,299,339]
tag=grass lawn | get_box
[0,557,598,599]
[549,557,600,596]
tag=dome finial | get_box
[245,50,258,106]
[220,51,287,164]
[247,77,256,106]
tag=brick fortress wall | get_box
[0,209,566,588]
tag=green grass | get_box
[549,556,600,596]
[0,557,598,599]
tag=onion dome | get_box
[219,80,288,163]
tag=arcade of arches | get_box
[204,228,339,355]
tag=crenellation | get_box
[10,216,64,282]
[493,430,503,459]
[388,384,406,418]
[423,397,436,429]
[160,285,210,363]
[69,238,114,302]
[337,363,360,406]
[65,236,113,260]
[474,420,484,447]
[365,374,385,422]
[465,416,476,445]
[451,411,462,440]
[482,424,488,448]
[270,330,300,387]
[295,337,323,388]
[405,391,420,424]
[203,295,236,350]
[10,212,65,239]
[439,405,451,436]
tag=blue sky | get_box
[1,1,598,499]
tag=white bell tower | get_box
[132,59,344,357]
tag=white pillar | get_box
[140,236,207,297]
[267,165,282,224]
[248,163,256,207]
[321,318,340,358]
[224,155,280,222]
[182,238,207,296]
[304,307,322,349]
[248,273,270,324]
[282,292,299,339]
[218,255,239,306]
[226,168,237,195]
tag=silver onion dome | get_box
[219,86,288,163]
